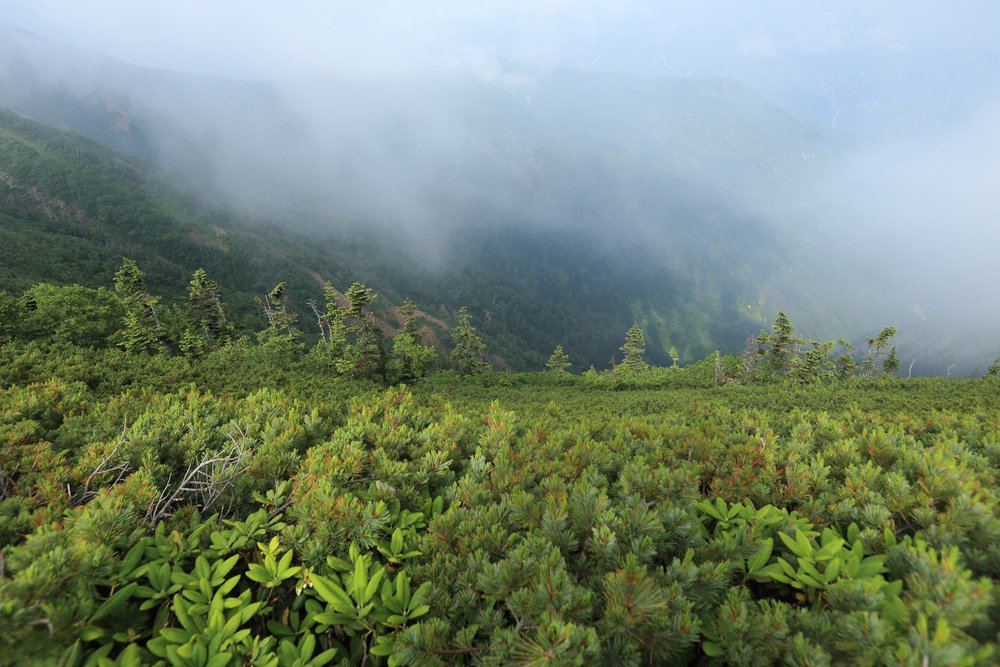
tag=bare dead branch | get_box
[75,420,132,503]
[145,426,255,524]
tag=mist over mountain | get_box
[1,6,998,374]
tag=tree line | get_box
[3,260,999,381]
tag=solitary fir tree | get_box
[184,268,234,351]
[390,297,436,382]
[618,324,648,373]
[546,344,571,372]
[834,339,858,379]
[257,282,299,340]
[862,326,897,377]
[340,281,386,381]
[883,346,901,375]
[767,311,795,373]
[450,306,488,374]
[113,258,166,354]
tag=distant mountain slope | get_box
[0,108,375,334]
[0,27,869,369]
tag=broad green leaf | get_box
[313,575,353,609]
[747,538,773,574]
[824,557,842,582]
[703,641,723,657]
[91,582,138,622]
[364,567,385,604]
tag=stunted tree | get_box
[882,346,901,375]
[389,297,436,383]
[766,311,796,374]
[741,334,763,382]
[183,268,234,353]
[339,281,387,381]
[114,258,167,354]
[257,282,300,340]
[309,282,348,355]
[862,326,897,377]
[450,306,488,374]
[618,324,648,373]
[834,339,858,379]
[546,344,571,373]
[789,340,834,383]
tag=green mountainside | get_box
[0,26,884,369]
[0,108,348,333]
[2,106,823,369]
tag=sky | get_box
[4,1,998,81]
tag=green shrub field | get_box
[3,337,1000,665]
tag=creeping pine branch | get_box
[0,462,19,499]
[75,420,132,504]
[145,425,254,524]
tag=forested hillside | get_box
[0,106,814,370]
[0,24,868,370]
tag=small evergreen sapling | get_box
[339,281,387,380]
[546,344,571,372]
[862,326,897,377]
[184,268,235,350]
[113,258,167,354]
[258,281,300,340]
[450,306,489,374]
[618,323,648,373]
[390,298,436,383]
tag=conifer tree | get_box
[257,282,299,340]
[322,282,348,354]
[790,340,834,382]
[389,297,436,382]
[619,324,648,373]
[113,258,166,354]
[767,311,795,373]
[987,358,1000,378]
[0,290,21,344]
[862,326,897,377]
[400,297,421,338]
[450,306,488,374]
[835,339,858,379]
[883,346,901,375]
[546,344,571,372]
[184,268,234,351]
[339,281,386,380]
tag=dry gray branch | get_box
[76,420,131,503]
[145,426,254,524]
